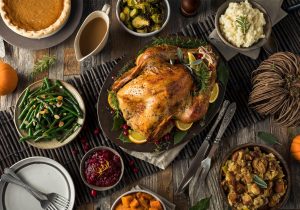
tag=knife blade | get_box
[175,100,230,194]
[197,102,237,182]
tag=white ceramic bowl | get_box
[14,79,86,149]
[116,0,170,37]
[111,189,167,210]
[80,146,124,191]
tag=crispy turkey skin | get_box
[112,44,218,141]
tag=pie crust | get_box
[0,0,71,39]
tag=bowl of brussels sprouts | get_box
[116,0,170,37]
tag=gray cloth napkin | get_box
[209,0,287,60]
[132,185,176,210]
[122,0,287,169]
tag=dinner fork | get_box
[1,173,58,210]
[193,102,236,184]
[4,168,70,209]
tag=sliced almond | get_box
[58,121,64,127]
[57,96,63,101]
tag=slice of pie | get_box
[0,0,71,39]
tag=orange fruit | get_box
[291,135,300,161]
[0,61,18,96]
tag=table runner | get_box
[0,0,299,207]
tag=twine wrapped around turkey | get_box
[249,52,300,127]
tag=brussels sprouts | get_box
[132,16,150,29]
[151,14,162,24]
[123,6,130,15]
[130,8,139,18]
[119,12,126,22]
[136,28,148,33]
[150,24,161,32]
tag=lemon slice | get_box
[188,52,197,69]
[209,83,219,103]
[128,130,147,144]
[108,91,118,110]
[175,120,193,131]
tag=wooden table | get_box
[1,0,300,209]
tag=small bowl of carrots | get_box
[111,189,166,210]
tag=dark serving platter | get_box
[97,37,230,153]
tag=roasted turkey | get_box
[111,44,219,140]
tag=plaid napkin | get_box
[209,0,287,60]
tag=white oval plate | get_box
[0,157,75,210]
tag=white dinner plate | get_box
[0,157,75,210]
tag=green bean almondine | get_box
[18,78,83,143]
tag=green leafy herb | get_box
[118,133,131,143]
[253,175,268,189]
[117,60,135,78]
[194,62,211,91]
[174,130,188,145]
[177,47,184,63]
[112,115,125,131]
[189,196,211,210]
[236,16,251,35]
[217,60,230,86]
[152,36,206,49]
[257,131,282,145]
[31,55,56,78]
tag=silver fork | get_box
[4,168,70,209]
[193,102,236,184]
[1,173,58,210]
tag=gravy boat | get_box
[74,4,110,62]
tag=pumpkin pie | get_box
[0,0,71,39]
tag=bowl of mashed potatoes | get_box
[215,0,271,51]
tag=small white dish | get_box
[0,156,75,210]
[14,79,86,149]
[74,4,110,62]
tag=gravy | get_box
[79,18,107,57]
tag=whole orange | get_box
[291,135,300,161]
[0,61,18,96]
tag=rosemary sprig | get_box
[236,16,251,35]
[257,131,282,145]
[31,55,56,78]
[191,60,211,91]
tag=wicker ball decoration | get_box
[249,52,300,126]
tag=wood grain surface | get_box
[1,0,300,210]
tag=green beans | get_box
[18,88,30,108]
[18,77,83,143]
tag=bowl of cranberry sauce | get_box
[80,146,124,191]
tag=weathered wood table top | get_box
[1,0,300,210]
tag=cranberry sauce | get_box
[84,149,122,187]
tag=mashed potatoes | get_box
[219,0,266,48]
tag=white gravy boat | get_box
[74,4,110,62]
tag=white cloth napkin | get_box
[132,185,176,210]
[209,0,287,60]
[122,0,287,169]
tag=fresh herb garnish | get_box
[189,196,211,210]
[253,175,268,189]
[194,62,211,91]
[174,130,188,145]
[152,36,206,49]
[257,131,282,145]
[112,115,125,131]
[31,55,56,78]
[177,47,184,63]
[118,133,131,143]
[236,16,251,35]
